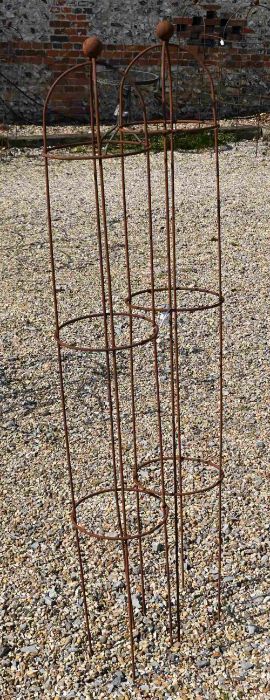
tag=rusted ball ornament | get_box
[156,19,174,42]
[82,36,103,58]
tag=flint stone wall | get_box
[1,0,270,123]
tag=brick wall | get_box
[1,0,270,123]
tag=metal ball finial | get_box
[82,36,103,59]
[156,19,174,42]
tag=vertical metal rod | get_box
[92,58,136,679]
[89,60,136,667]
[161,41,181,640]
[119,128,147,615]
[119,45,174,642]
[213,100,223,621]
[88,62,124,546]
[43,122,93,657]
[255,93,262,157]
[165,43,185,597]
[43,25,226,670]
[144,120,173,646]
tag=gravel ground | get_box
[1,138,269,699]
[2,112,270,138]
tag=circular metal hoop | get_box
[71,485,169,541]
[97,68,159,87]
[44,141,150,162]
[56,311,158,353]
[43,23,224,676]
[120,119,219,137]
[126,286,224,314]
[136,455,224,498]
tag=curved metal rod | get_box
[221,1,270,150]
[43,58,138,118]
[244,3,270,153]
[246,2,270,43]
[222,3,250,40]
[43,59,145,144]
[177,2,224,55]
[221,1,270,41]
[176,1,207,55]
[43,57,154,158]
[119,42,218,113]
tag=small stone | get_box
[152,542,165,553]
[196,658,210,669]
[26,667,38,677]
[72,618,81,629]
[131,594,141,609]
[48,588,57,599]
[247,624,261,635]
[21,644,38,654]
[44,596,53,606]
[241,660,254,671]
[140,469,149,479]
[132,627,140,639]
[68,645,78,653]
[0,645,11,658]
[112,579,124,591]
[108,670,126,692]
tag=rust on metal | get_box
[82,35,103,58]
[156,19,175,42]
[43,25,224,680]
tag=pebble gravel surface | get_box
[1,137,269,699]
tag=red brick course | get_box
[1,3,269,121]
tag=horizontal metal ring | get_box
[43,142,150,162]
[135,455,224,498]
[71,485,169,541]
[56,311,158,353]
[126,285,224,314]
